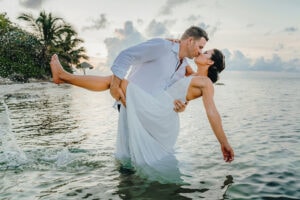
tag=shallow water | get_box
[0,71,299,199]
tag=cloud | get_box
[145,19,175,38]
[223,49,252,71]
[284,26,298,32]
[251,54,283,71]
[185,15,220,38]
[159,0,193,15]
[198,22,220,38]
[264,30,273,36]
[137,19,144,25]
[82,14,109,31]
[223,49,300,72]
[19,0,43,9]
[274,43,284,52]
[104,21,145,66]
[101,20,299,72]
[199,22,210,30]
[186,15,203,23]
[252,55,300,72]
[246,23,254,28]
[284,58,300,72]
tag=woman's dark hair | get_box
[207,49,225,83]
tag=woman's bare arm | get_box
[202,83,228,143]
[189,77,234,162]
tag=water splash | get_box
[0,98,75,170]
[0,100,28,168]
[55,147,74,167]
[0,99,12,131]
[39,147,74,168]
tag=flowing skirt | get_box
[115,83,183,183]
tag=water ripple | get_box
[0,72,299,199]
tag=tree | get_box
[55,32,89,72]
[0,13,46,81]
[0,13,12,34]
[18,11,88,74]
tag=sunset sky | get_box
[1,0,299,71]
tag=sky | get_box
[0,0,299,72]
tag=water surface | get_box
[0,71,299,199]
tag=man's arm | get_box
[110,38,169,102]
[111,38,169,79]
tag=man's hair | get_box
[181,26,209,41]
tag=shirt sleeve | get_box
[111,38,169,79]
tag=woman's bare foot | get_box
[50,54,66,84]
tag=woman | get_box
[50,49,234,182]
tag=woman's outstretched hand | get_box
[221,143,234,163]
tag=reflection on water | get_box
[0,71,299,199]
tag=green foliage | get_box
[18,11,88,74]
[0,13,12,34]
[0,13,47,81]
[0,11,88,81]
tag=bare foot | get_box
[50,54,66,84]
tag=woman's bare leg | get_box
[50,54,111,91]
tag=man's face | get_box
[187,37,207,59]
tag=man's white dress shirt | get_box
[111,38,188,95]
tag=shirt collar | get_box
[171,43,180,59]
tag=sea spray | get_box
[0,99,74,169]
[0,100,28,168]
[55,147,73,167]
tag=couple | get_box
[50,26,234,183]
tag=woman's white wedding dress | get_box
[115,76,192,183]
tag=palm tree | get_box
[18,11,87,75]
[56,32,89,70]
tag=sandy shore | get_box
[0,77,13,85]
[0,77,50,85]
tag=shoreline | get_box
[0,77,51,85]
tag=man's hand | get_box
[110,75,122,99]
[173,100,188,113]
[110,75,126,106]
[221,142,234,163]
[118,87,126,107]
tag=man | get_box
[109,26,209,167]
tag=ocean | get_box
[0,71,299,199]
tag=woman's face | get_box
[194,49,214,66]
